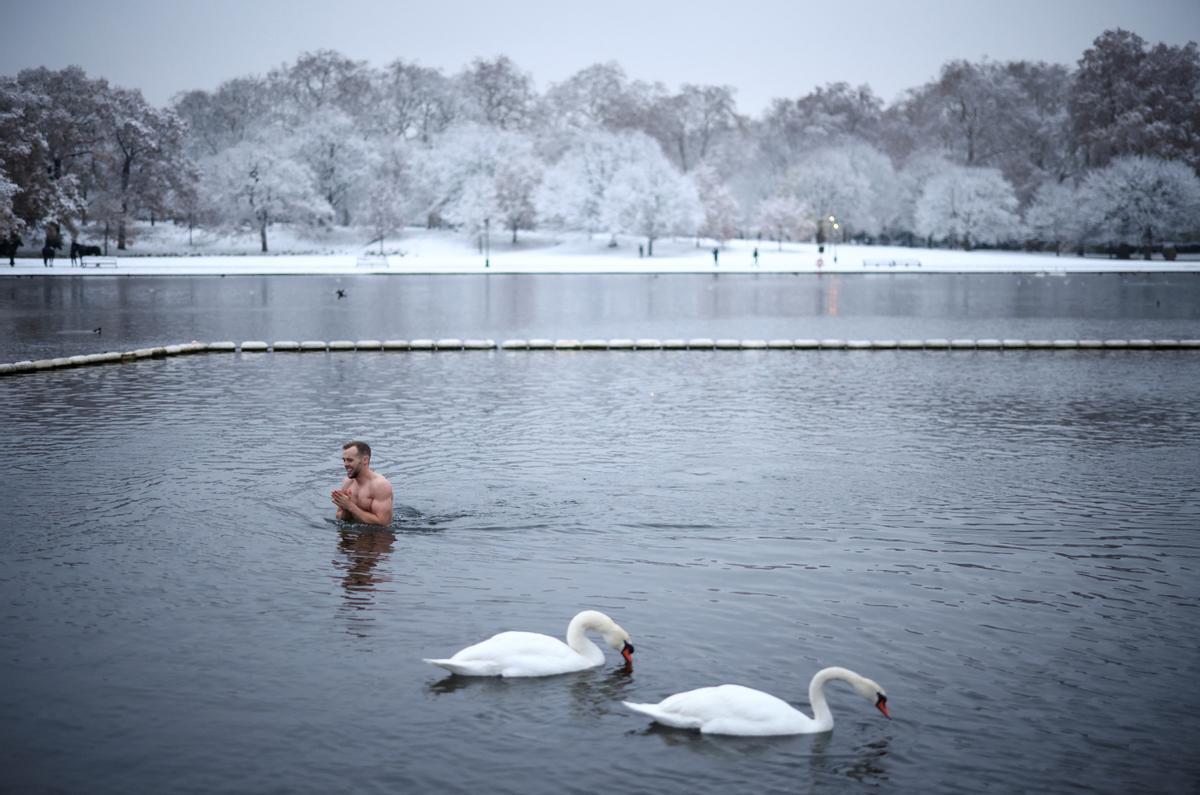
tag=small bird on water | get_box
[336,289,346,299]
[93,327,102,335]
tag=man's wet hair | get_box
[343,441,371,458]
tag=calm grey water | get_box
[1,272,1199,361]
[2,274,1199,794]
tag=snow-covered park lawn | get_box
[4,224,1196,276]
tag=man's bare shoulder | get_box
[369,472,394,495]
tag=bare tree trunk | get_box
[260,221,268,253]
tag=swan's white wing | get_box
[426,631,592,677]
[423,657,502,676]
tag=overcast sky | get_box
[3,0,1197,114]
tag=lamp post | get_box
[484,217,490,269]
[827,215,839,264]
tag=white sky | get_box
[3,0,1197,114]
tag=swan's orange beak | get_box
[876,695,890,719]
[621,641,635,665]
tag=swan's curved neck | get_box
[565,611,606,664]
[807,666,860,731]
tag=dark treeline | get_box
[1,28,1197,258]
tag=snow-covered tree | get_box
[1023,181,1085,254]
[270,49,373,120]
[784,142,897,239]
[418,124,541,242]
[1076,155,1200,255]
[914,165,1020,249]
[374,60,458,142]
[641,83,740,173]
[91,88,192,249]
[759,83,883,171]
[693,165,739,242]
[0,168,21,238]
[458,56,534,130]
[290,108,369,225]
[203,139,332,252]
[540,62,632,131]
[1070,30,1200,171]
[356,143,409,253]
[173,77,272,159]
[536,130,660,236]
[601,148,701,255]
[756,195,814,250]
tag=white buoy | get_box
[634,339,663,349]
[329,340,356,351]
[435,339,463,350]
[240,341,269,352]
[687,338,715,348]
[355,339,383,350]
[409,339,434,350]
[500,340,528,349]
[714,339,741,349]
[382,340,410,350]
[299,340,327,351]
[464,339,495,350]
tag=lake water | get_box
[2,273,1199,793]
[2,272,1199,361]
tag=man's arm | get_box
[333,480,394,526]
[332,478,352,520]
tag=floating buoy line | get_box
[2,337,1197,376]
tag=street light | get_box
[828,215,839,264]
[484,217,490,269]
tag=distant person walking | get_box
[3,232,20,266]
[752,247,759,266]
[712,247,719,266]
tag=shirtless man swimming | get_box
[332,441,394,526]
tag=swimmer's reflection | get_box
[334,525,396,630]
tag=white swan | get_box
[423,610,635,677]
[623,666,889,736]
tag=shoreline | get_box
[3,252,1198,277]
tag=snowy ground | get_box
[4,224,1196,275]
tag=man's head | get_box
[342,441,372,478]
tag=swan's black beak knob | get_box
[621,642,635,665]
